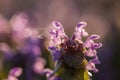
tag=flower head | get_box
[48,21,102,78]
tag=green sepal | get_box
[55,59,90,80]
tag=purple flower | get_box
[42,68,62,80]
[48,21,102,77]
[0,12,46,80]
[6,67,23,80]
[33,57,46,74]
[86,56,100,73]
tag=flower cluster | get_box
[48,21,102,77]
[0,13,46,80]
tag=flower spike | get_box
[48,21,102,80]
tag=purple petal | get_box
[53,77,62,80]
[81,29,89,37]
[52,21,62,28]
[93,69,99,73]
[88,34,100,40]
[32,46,41,56]
[52,50,61,61]
[43,69,62,80]
[86,62,96,71]
[49,29,56,36]
[56,28,66,38]
[48,46,56,51]
[33,58,46,74]
[33,62,44,74]
[84,39,94,48]
[51,37,61,45]
[86,61,99,73]
[85,49,97,57]
[86,56,100,73]
[74,22,88,41]
[77,22,87,28]
[7,75,18,80]
[9,67,23,77]
[42,68,53,78]
[52,37,61,44]
[74,30,83,42]
[74,31,82,40]
[89,58,100,64]
[93,42,102,48]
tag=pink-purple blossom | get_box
[48,21,102,77]
[6,67,23,80]
[42,68,62,80]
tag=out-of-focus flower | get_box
[9,67,23,77]
[48,21,102,80]
[33,57,46,74]
[0,12,46,80]
[0,43,12,58]
[42,68,62,80]
[10,13,39,46]
[6,67,23,80]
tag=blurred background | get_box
[0,0,120,80]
